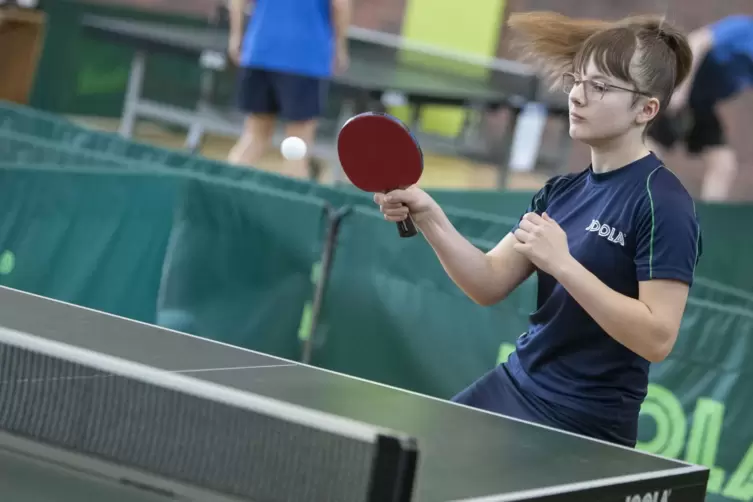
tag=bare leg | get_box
[281,119,318,178]
[228,114,276,167]
[700,145,737,202]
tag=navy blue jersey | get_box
[505,152,702,423]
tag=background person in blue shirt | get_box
[374,12,702,448]
[647,15,753,201]
[226,0,351,177]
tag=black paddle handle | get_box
[397,214,418,238]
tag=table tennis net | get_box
[0,326,412,502]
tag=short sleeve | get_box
[709,15,753,50]
[634,170,702,285]
[511,176,561,233]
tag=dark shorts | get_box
[451,363,638,447]
[648,107,724,155]
[648,54,735,154]
[236,67,327,122]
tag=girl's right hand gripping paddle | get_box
[336,112,424,238]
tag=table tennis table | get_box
[79,14,570,189]
[0,285,709,501]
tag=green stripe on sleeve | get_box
[645,167,661,279]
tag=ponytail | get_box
[506,11,693,105]
[646,22,693,88]
[507,12,613,81]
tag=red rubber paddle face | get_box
[336,112,423,193]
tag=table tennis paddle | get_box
[336,112,424,238]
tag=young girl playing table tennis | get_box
[374,12,702,447]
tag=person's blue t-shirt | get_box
[707,15,753,96]
[505,152,702,423]
[240,0,334,78]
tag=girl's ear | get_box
[636,96,660,125]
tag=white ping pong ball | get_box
[281,136,307,160]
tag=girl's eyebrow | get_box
[585,73,610,80]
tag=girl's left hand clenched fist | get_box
[513,212,572,276]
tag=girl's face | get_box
[566,58,659,146]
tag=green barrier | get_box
[155,177,329,360]
[443,206,518,242]
[310,205,533,398]
[633,298,753,502]
[0,101,235,171]
[0,130,126,167]
[0,102,373,204]
[694,203,753,294]
[0,112,303,196]
[427,188,536,217]
[0,165,178,323]
[0,103,527,245]
[0,159,326,360]
[0,103,535,216]
[691,277,753,311]
[0,101,290,181]
[0,102,546,242]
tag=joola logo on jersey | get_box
[625,489,671,502]
[586,220,625,246]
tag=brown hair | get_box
[507,11,692,116]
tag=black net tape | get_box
[0,343,377,502]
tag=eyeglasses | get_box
[562,72,650,101]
